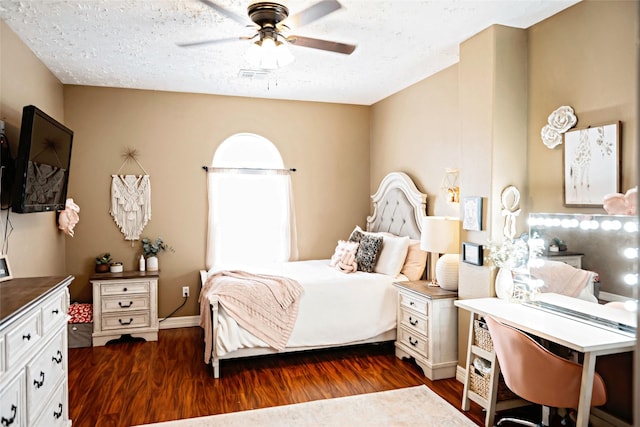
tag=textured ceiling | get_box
[0,0,580,105]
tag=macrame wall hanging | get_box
[110,148,151,242]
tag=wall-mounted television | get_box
[12,105,73,213]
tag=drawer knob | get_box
[409,301,415,306]
[119,318,134,325]
[409,317,418,326]
[409,337,419,347]
[52,308,59,315]
[1,404,17,426]
[123,287,128,292]
[33,371,45,389]
[119,301,134,308]
[22,333,31,341]
[52,350,63,364]
[54,403,63,419]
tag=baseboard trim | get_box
[456,365,466,384]
[159,315,199,329]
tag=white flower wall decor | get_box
[541,105,578,149]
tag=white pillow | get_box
[374,234,410,276]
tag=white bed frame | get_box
[200,171,428,378]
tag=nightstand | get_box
[90,271,159,346]
[541,251,584,269]
[393,280,458,380]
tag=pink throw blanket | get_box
[529,260,594,297]
[199,270,303,364]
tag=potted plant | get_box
[141,237,173,271]
[95,253,112,273]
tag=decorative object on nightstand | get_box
[141,236,173,272]
[90,270,159,346]
[420,216,460,291]
[95,252,112,273]
[393,281,458,380]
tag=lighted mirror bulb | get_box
[623,273,638,286]
[623,247,638,259]
[623,221,638,233]
[623,300,638,312]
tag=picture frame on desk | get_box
[462,242,483,266]
[0,254,13,282]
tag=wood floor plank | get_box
[68,327,491,426]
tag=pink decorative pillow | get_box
[330,240,359,273]
[401,239,428,281]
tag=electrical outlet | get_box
[182,286,190,298]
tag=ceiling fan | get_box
[178,0,356,69]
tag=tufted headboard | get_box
[366,172,428,240]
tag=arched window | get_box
[206,133,298,269]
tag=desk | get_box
[455,294,636,427]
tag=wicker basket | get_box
[473,319,494,352]
[469,368,517,401]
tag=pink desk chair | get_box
[485,316,607,427]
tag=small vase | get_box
[146,256,159,272]
[495,268,514,300]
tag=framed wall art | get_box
[462,196,482,231]
[462,242,483,266]
[563,122,620,207]
[0,255,12,282]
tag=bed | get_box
[199,171,428,378]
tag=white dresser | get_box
[0,275,74,427]
[393,281,458,380]
[90,271,159,346]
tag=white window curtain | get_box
[205,133,298,270]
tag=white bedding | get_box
[207,259,402,356]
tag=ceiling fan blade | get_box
[176,36,244,48]
[197,0,249,26]
[286,35,355,55]
[284,0,342,28]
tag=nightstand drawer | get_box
[399,309,428,335]
[399,292,429,316]
[100,281,150,296]
[398,326,429,358]
[102,295,149,313]
[101,312,150,330]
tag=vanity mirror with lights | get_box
[528,213,638,304]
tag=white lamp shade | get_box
[420,216,461,255]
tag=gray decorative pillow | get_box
[355,234,383,273]
[349,228,365,243]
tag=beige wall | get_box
[527,0,638,212]
[0,20,67,278]
[370,65,460,218]
[62,86,370,316]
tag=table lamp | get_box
[420,216,461,291]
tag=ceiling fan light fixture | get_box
[245,36,294,70]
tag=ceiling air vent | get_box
[238,69,271,80]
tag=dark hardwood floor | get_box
[67,327,542,426]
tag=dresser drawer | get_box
[101,311,150,330]
[399,309,428,336]
[42,290,68,335]
[398,326,429,358]
[399,292,429,316]
[102,294,150,313]
[32,380,68,427]
[26,331,66,422]
[0,372,25,427]
[100,280,150,296]
[6,310,42,369]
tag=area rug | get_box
[136,385,476,426]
